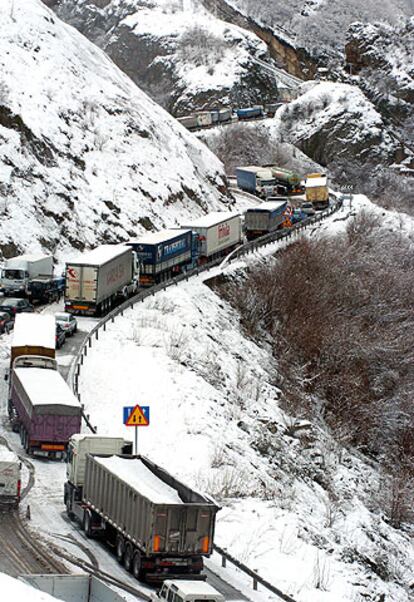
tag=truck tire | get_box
[132,551,143,581]
[116,535,124,563]
[19,425,25,445]
[83,510,93,538]
[65,495,74,520]
[123,542,133,573]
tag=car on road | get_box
[301,202,316,216]
[0,297,34,315]
[151,580,225,602]
[0,311,14,334]
[55,323,66,349]
[55,312,77,336]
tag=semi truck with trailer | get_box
[244,200,288,240]
[9,313,56,374]
[1,254,54,297]
[64,245,139,316]
[236,106,263,120]
[0,444,21,508]
[235,166,280,198]
[180,212,242,263]
[266,166,303,194]
[305,173,329,209]
[126,229,195,287]
[64,436,220,583]
[9,360,82,458]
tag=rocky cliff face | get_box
[46,0,281,115]
[0,0,232,260]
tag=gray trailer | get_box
[64,438,220,583]
[64,245,139,316]
[244,200,288,240]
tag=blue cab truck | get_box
[126,229,198,287]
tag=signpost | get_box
[123,405,150,454]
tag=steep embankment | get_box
[0,0,232,260]
[43,0,280,115]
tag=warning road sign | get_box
[125,404,150,427]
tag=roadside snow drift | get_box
[0,0,231,260]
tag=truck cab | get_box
[0,445,22,508]
[152,580,225,602]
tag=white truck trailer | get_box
[180,212,242,263]
[1,254,54,296]
[64,245,139,316]
[0,444,21,508]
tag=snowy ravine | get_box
[77,197,414,601]
[0,0,231,261]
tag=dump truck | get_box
[244,200,288,240]
[1,254,54,297]
[0,444,21,508]
[180,212,242,263]
[64,245,139,316]
[235,166,279,198]
[64,436,220,583]
[126,229,195,287]
[305,173,329,209]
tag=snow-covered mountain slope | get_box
[45,0,280,115]
[225,0,413,60]
[76,198,414,601]
[0,0,233,261]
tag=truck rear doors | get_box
[66,265,97,303]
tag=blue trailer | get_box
[235,166,278,198]
[126,229,194,287]
[236,106,264,120]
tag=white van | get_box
[0,445,21,508]
[151,581,225,602]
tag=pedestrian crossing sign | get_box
[125,404,150,427]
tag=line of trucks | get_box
[177,103,283,131]
[1,172,329,319]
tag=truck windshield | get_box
[3,269,25,280]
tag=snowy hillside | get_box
[46,0,280,114]
[0,0,233,261]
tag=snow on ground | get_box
[0,0,233,262]
[0,572,63,602]
[74,201,414,601]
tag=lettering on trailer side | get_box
[106,263,126,286]
[218,223,231,240]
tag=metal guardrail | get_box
[69,199,342,599]
[214,544,296,602]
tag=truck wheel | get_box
[65,496,74,520]
[132,551,143,581]
[83,510,93,538]
[116,535,124,563]
[19,425,25,445]
[123,543,133,572]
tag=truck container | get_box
[9,360,81,459]
[64,245,139,316]
[10,313,56,371]
[244,200,288,240]
[177,115,198,131]
[265,165,303,194]
[126,229,193,287]
[305,174,329,209]
[211,108,232,124]
[235,166,279,198]
[236,106,263,120]
[64,439,220,584]
[195,112,213,128]
[264,103,283,117]
[20,574,128,602]
[180,212,242,262]
[0,444,21,508]
[1,254,54,297]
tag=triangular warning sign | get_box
[125,405,149,427]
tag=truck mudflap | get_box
[145,573,207,584]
